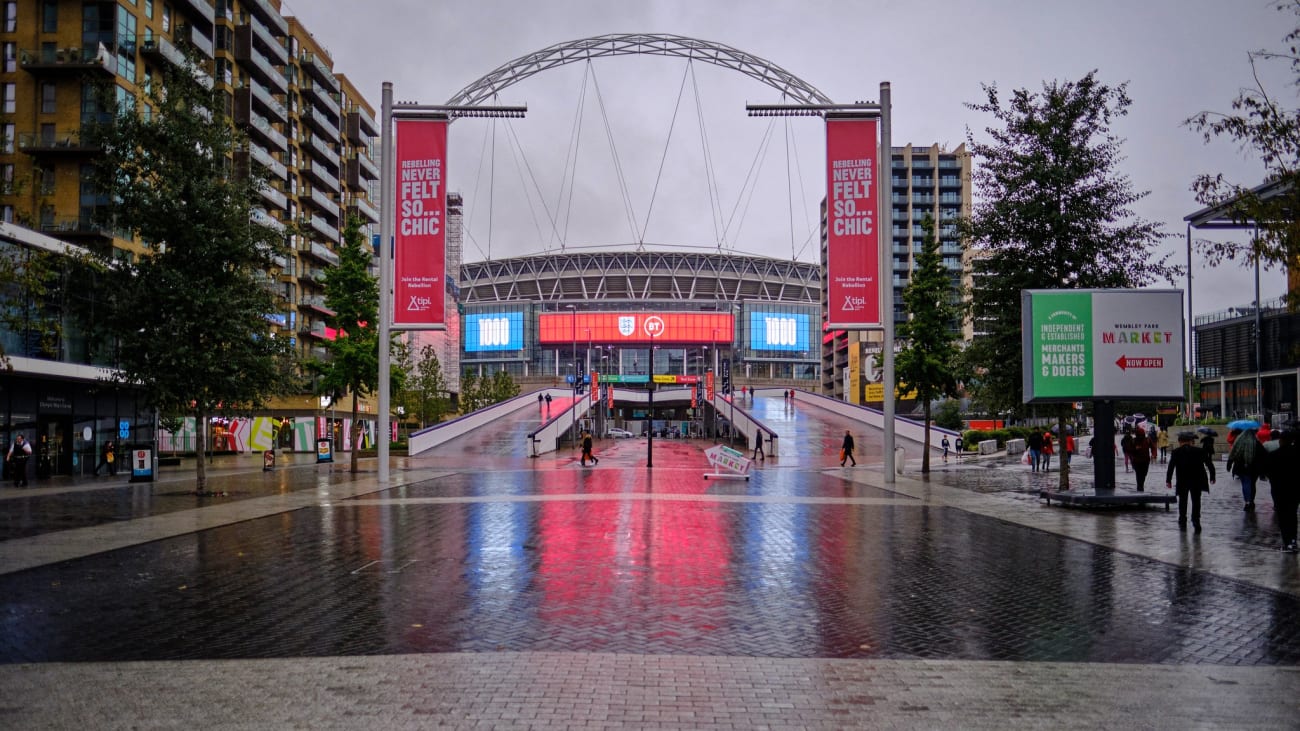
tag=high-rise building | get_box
[0,0,382,463]
[820,143,972,403]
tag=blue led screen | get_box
[465,311,525,352]
[749,311,811,352]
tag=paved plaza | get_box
[1,395,1298,728]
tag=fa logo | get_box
[618,316,636,337]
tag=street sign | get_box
[703,445,750,480]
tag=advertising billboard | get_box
[1022,289,1185,402]
[463,311,524,352]
[537,312,734,344]
[825,115,880,330]
[749,311,811,352]
[393,118,447,329]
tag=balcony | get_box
[304,133,340,170]
[939,176,962,188]
[347,196,379,224]
[301,78,342,120]
[346,154,379,187]
[235,81,287,125]
[257,182,288,211]
[302,240,340,266]
[173,0,216,28]
[301,160,341,193]
[300,107,340,141]
[306,213,340,243]
[347,108,378,140]
[18,130,100,155]
[299,266,327,285]
[304,186,340,220]
[236,145,288,181]
[299,294,336,317]
[176,23,214,59]
[299,52,339,94]
[250,207,285,234]
[140,37,213,88]
[233,39,288,95]
[242,113,288,152]
[242,0,289,37]
[236,18,288,66]
[19,46,117,76]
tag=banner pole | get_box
[880,81,895,482]
[378,81,394,484]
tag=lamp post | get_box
[566,304,576,445]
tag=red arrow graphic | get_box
[1115,355,1164,371]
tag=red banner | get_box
[607,383,614,411]
[706,371,715,401]
[590,371,598,403]
[825,116,880,329]
[538,312,734,344]
[394,119,447,328]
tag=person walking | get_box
[954,435,963,460]
[580,431,598,466]
[1200,429,1216,462]
[840,429,856,466]
[94,439,117,477]
[941,435,950,463]
[1227,426,1263,511]
[1063,432,1075,467]
[752,430,765,462]
[1263,425,1299,552]
[1120,428,1134,472]
[1130,428,1155,491]
[1026,430,1043,473]
[1166,430,1215,533]
[1156,428,1170,463]
[1040,431,1054,472]
[544,393,552,413]
[7,434,32,487]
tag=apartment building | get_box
[0,0,383,467]
[820,143,972,403]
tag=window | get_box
[0,163,13,194]
[145,0,153,19]
[1,41,12,71]
[39,122,54,144]
[41,1,56,32]
[1,123,13,153]
[3,2,15,33]
[1,205,12,223]
[161,5,170,33]
[37,163,53,194]
[40,82,55,114]
[2,83,13,114]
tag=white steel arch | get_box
[445,33,832,107]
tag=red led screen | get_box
[539,312,734,345]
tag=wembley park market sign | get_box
[1021,289,1185,403]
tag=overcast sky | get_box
[284,0,1289,318]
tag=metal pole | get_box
[1254,227,1262,418]
[377,81,393,484]
[1186,223,1194,419]
[571,306,577,445]
[879,81,895,483]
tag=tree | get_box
[312,216,379,474]
[458,368,519,413]
[895,215,965,473]
[1187,1,1300,280]
[961,71,1177,488]
[403,342,450,428]
[933,399,964,432]
[80,57,296,494]
[488,370,521,404]
[0,246,64,369]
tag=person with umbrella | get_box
[1262,424,1299,552]
[1227,424,1263,511]
[1167,430,1215,533]
[1197,427,1217,462]
[1130,427,1155,491]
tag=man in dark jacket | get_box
[1026,430,1043,473]
[1263,426,1299,552]
[840,430,855,467]
[1166,431,1215,532]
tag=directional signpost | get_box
[703,445,750,481]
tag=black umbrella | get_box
[1195,426,1216,436]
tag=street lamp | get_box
[566,304,576,446]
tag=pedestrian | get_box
[954,434,963,460]
[1156,428,1169,463]
[1263,425,1299,552]
[1120,429,1134,472]
[1166,430,1215,533]
[941,435,950,463]
[94,439,117,476]
[580,430,598,466]
[1257,421,1272,445]
[1026,430,1043,473]
[1040,431,1054,472]
[1130,428,1154,491]
[7,434,32,487]
[841,429,856,466]
[752,430,765,462]
[545,393,552,412]
[1063,432,1075,467]
[1200,429,1216,462]
[538,393,544,407]
[1226,426,1263,511]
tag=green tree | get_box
[488,369,521,404]
[896,216,966,473]
[80,57,296,494]
[312,217,379,474]
[961,71,1177,488]
[0,246,65,368]
[404,342,450,428]
[1187,1,1300,281]
[933,399,964,431]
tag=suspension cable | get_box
[487,116,496,260]
[689,62,724,247]
[640,60,693,244]
[722,118,776,249]
[555,64,592,253]
[785,115,795,260]
[503,118,555,252]
[462,120,493,261]
[588,66,640,246]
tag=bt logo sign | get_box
[477,317,514,348]
[764,316,799,347]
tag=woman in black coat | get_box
[1166,431,1215,532]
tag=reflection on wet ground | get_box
[2,491,1297,665]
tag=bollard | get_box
[895,447,905,474]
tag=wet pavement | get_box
[1,394,1298,727]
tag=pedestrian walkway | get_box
[0,408,1297,728]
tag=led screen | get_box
[749,311,811,351]
[464,311,524,352]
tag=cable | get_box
[690,62,724,247]
[641,60,693,244]
[589,67,640,245]
[722,118,776,249]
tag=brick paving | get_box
[0,395,1298,728]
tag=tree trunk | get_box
[195,407,208,494]
[1057,407,1070,490]
[921,401,932,473]
[349,390,360,474]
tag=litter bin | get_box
[316,438,334,463]
[130,445,154,483]
[263,449,276,471]
[895,447,905,474]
